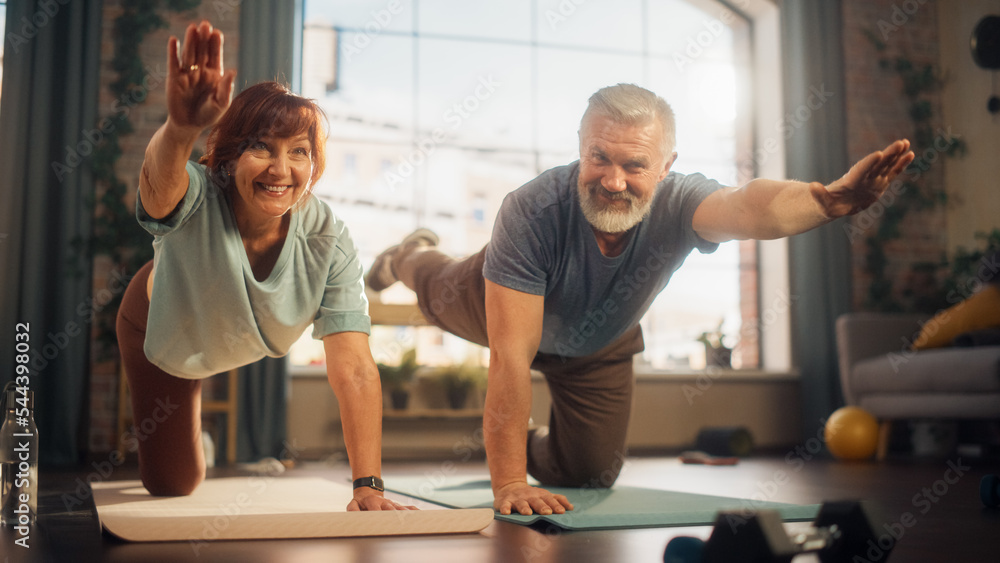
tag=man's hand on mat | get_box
[813,139,915,218]
[493,482,574,516]
[348,489,419,511]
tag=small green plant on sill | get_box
[434,363,487,410]
[697,319,732,369]
[377,348,419,393]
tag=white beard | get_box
[578,182,653,234]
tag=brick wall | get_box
[841,0,949,312]
[87,1,240,453]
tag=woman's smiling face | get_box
[230,132,314,221]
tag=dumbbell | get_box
[982,474,1000,508]
[664,501,893,563]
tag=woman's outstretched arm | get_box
[141,20,237,219]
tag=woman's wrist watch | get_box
[353,476,384,492]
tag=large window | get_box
[293,0,757,371]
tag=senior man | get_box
[366,83,913,516]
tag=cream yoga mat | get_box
[91,477,494,542]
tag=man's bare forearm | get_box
[737,178,830,239]
[483,361,533,494]
[696,141,915,243]
[696,178,830,242]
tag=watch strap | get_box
[353,476,384,492]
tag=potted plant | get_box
[437,363,487,410]
[697,320,732,369]
[377,348,418,410]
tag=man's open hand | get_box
[493,481,574,516]
[813,139,915,218]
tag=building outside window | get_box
[291,0,759,372]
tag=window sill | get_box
[289,364,327,378]
[382,408,483,420]
[290,363,800,382]
[630,368,799,382]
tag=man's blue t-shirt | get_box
[483,161,723,358]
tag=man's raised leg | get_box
[368,231,490,347]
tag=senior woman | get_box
[115,21,412,511]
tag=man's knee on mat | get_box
[534,453,629,489]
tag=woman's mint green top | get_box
[137,161,370,379]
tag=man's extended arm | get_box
[692,140,914,243]
[483,280,574,516]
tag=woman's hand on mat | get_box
[493,482,574,516]
[348,489,419,511]
[166,20,237,133]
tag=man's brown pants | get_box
[410,247,643,487]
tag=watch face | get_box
[971,15,1000,69]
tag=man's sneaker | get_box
[365,228,439,291]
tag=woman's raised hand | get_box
[166,20,237,132]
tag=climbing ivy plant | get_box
[860,31,970,313]
[73,0,202,357]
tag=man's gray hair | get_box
[582,83,676,156]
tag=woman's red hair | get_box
[200,82,327,194]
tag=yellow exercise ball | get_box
[824,406,879,461]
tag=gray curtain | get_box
[233,0,303,462]
[780,0,852,442]
[238,0,302,93]
[0,0,103,465]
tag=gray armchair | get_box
[835,312,1000,459]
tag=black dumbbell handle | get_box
[667,503,879,563]
[665,524,843,563]
[982,474,1000,508]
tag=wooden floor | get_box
[4,453,999,563]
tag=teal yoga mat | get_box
[387,476,820,530]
